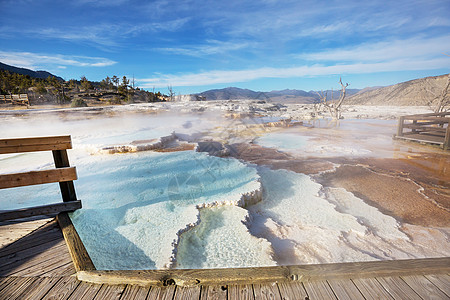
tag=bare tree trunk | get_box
[167,85,174,102]
[322,78,349,119]
[434,74,450,113]
[314,91,327,117]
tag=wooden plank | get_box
[76,257,450,287]
[0,242,67,274]
[53,149,78,202]
[424,274,450,297]
[403,120,447,128]
[303,281,337,299]
[118,284,151,300]
[253,283,281,300]
[173,286,201,300]
[352,278,393,299]
[4,250,73,277]
[0,276,15,292]
[403,112,450,118]
[93,284,126,300]
[0,136,72,154]
[44,261,77,277]
[0,222,63,257]
[401,275,449,299]
[20,253,73,278]
[0,167,77,189]
[397,116,405,137]
[4,276,37,300]
[0,217,52,248]
[228,284,255,300]
[13,277,46,300]
[147,285,176,300]
[50,262,77,277]
[327,279,364,299]
[67,281,102,300]
[376,276,422,300]
[0,201,81,222]
[402,116,450,122]
[41,276,80,299]
[403,125,447,132]
[24,276,62,299]
[395,134,444,145]
[445,125,450,150]
[57,212,96,272]
[0,239,66,268]
[0,276,34,299]
[277,282,307,300]
[201,285,228,300]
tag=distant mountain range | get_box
[0,62,64,81]
[196,86,362,103]
[196,73,449,106]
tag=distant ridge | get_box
[346,74,449,105]
[0,62,64,81]
[198,87,261,100]
[196,87,361,103]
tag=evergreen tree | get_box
[80,76,93,91]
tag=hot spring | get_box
[1,105,448,270]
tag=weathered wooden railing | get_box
[0,136,81,221]
[396,112,450,150]
[0,94,29,106]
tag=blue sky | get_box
[0,0,449,94]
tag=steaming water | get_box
[1,108,448,270]
[256,132,311,150]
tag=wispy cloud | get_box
[138,57,450,88]
[72,0,129,6]
[0,51,117,69]
[299,35,450,62]
[0,18,191,49]
[156,40,255,57]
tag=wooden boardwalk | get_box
[1,217,449,299]
[395,112,450,150]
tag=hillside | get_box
[0,62,63,81]
[346,74,449,105]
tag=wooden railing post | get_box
[397,116,405,137]
[444,124,450,150]
[412,120,417,133]
[53,149,78,202]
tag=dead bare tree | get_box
[314,90,327,117]
[322,78,349,119]
[430,74,450,113]
[167,85,175,102]
[427,53,450,113]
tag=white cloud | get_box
[299,35,450,62]
[0,51,117,69]
[137,57,450,88]
[156,40,255,57]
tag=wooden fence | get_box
[0,94,29,105]
[0,136,81,221]
[396,112,450,150]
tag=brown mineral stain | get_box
[228,143,334,175]
[318,165,450,227]
[154,143,196,152]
